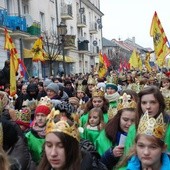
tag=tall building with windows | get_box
[0,0,103,77]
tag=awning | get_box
[23,49,75,63]
[58,55,75,63]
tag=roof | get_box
[102,37,117,47]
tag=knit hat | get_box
[106,84,118,91]
[35,105,51,115]
[43,79,52,87]
[46,83,59,94]
[16,107,31,128]
[55,102,75,118]
[69,97,80,106]
[106,76,118,91]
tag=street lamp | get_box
[57,22,67,77]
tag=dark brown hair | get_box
[38,132,81,170]
[105,108,137,142]
[137,86,165,121]
[84,96,109,113]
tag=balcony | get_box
[78,40,89,52]
[0,7,8,30]
[64,35,76,49]
[61,4,73,20]
[89,22,98,34]
[77,14,86,28]
[27,21,41,36]
[5,15,27,32]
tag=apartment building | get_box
[0,0,103,78]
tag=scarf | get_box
[105,92,120,102]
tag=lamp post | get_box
[57,22,67,77]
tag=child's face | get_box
[136,135,164,169]
[88,111,100,127]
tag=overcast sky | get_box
[100,0,170,49]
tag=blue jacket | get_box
[127,153,170,170]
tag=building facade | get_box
[0,0,103,78]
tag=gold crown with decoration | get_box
[117,93,137,111]
[92,86,105,97]
[38,96,53,109]
[106,75,118,85]
[87,75,96,85]
[137,112,166,140]
[46,108,80,141]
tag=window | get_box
[51,17,55,33]
[40,12,45,31]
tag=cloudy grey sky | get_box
[100,0,170,49]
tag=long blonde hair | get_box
[0,147,10,170]
[116,134,166,168]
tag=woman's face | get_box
[45,133,66,169]
[88,111,100,127]
[120,110,136,133]
[92,97,104,108]
[87,84,95,92]
[136,135,163,169]
[140,94,159,117]
[35,113,47,127]
[46,90,57,99]
[76,92,84,99]
[106,87,116,95]
[162,80,170,89]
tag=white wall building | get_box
[0,0,103,78]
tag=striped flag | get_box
[150,11,170,64]
[18,58,27,77]
[4,29,19,96]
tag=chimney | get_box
[132,37,135,44]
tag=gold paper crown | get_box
[16,107,31,123]
[38,96,53,109]
[46,108,80,141]
[106,75,118,85]
[92,86,105,97]
[87,75,96,85]
[77,85,85,93]
[117,93,137,111]
[137,112,166,140]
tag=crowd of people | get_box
[0,59,170,170]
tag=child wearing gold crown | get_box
[79,86,109,128]
[124,86,170,157]
[25,96,52,165]
[94,93,137,169]
[117,112,170,170]
[80,107,105,145]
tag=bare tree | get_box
[42,31,62,76]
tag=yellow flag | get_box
[4,29,19,96]
[144,53,152,72]
[32,37,45,62]
[137,52,143,71]
[156,43,170,67]
[150,11,170,61]
[98,53,107,78]
[129,49,139,69]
